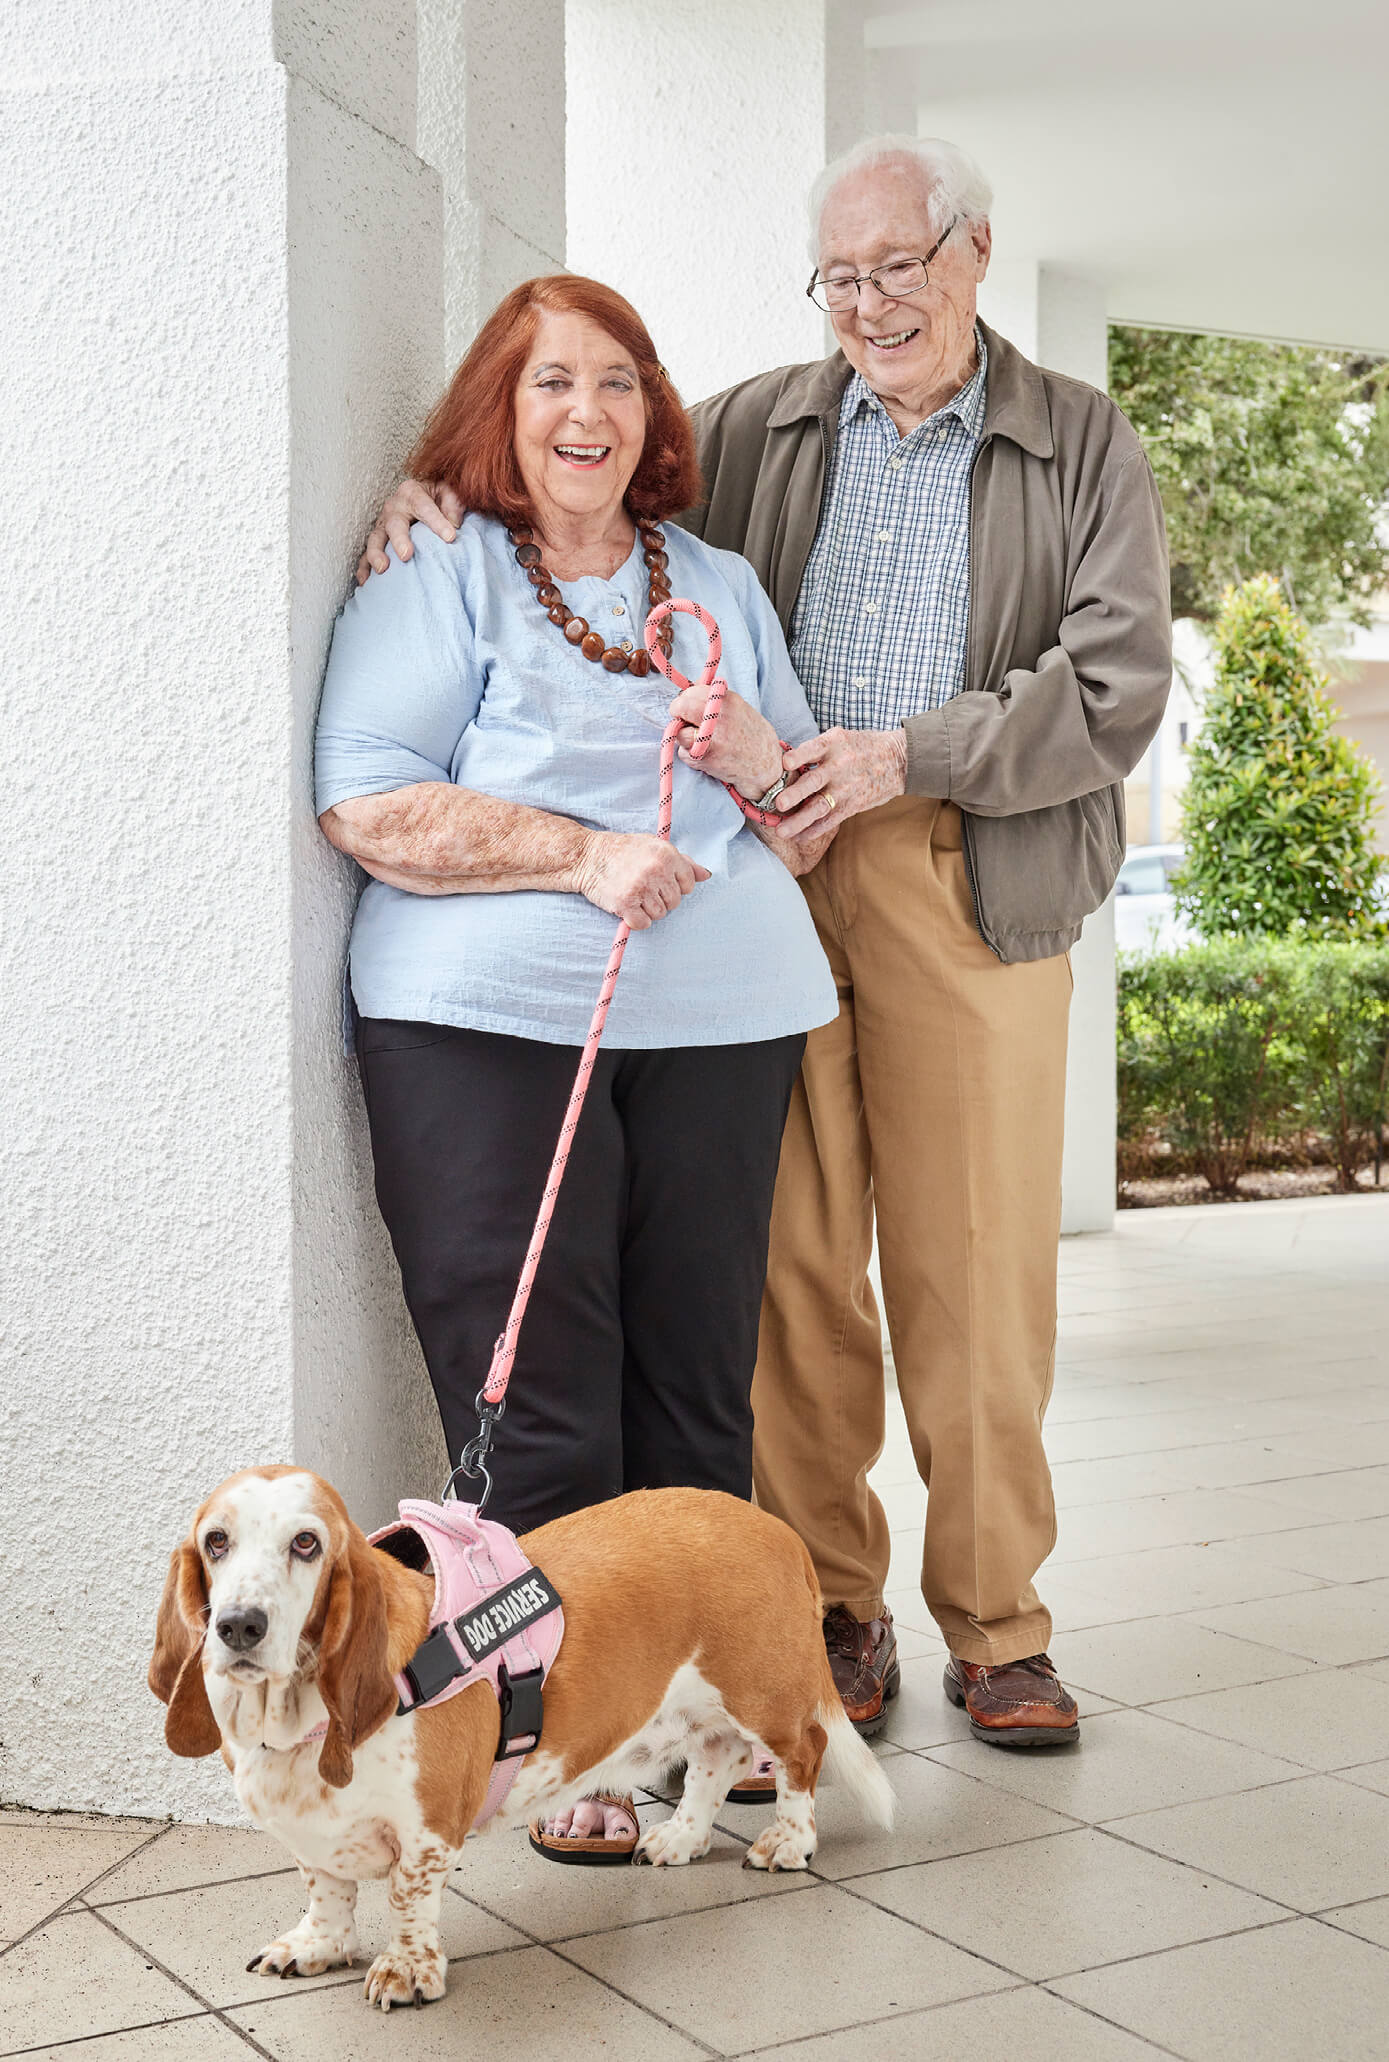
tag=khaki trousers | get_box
[752,796,1071,1665]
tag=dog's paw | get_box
[363,1944,447,2011]
[743,1824,815,1873]
[247,1922,358,1978]
[633,1816,711,1868]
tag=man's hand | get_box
[575,831,710,931]
[773,727,910,840]
[356,478,465,584]
[669,687,783,800]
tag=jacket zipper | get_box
[961,433,1002,958]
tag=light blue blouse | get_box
[313,514,837,1049]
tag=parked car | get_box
[1114,844,1192,953]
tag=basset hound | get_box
[149,1468,894,2010]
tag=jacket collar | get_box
[763,318,1053,460]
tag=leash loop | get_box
[448,594,790,1492]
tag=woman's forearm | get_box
[320,781,595,896]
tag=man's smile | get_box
[863,327,921,354]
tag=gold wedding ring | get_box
[822,792,836,814]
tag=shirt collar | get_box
[840,324,989,443]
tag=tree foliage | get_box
[1109,326,1389,627]
[1174,576,1384,939]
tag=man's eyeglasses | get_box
[806,218,958,314]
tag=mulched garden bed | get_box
[1119,1164,1389,1207]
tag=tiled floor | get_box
[5,1193,1388,2061]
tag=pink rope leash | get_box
[449,598,784,1500]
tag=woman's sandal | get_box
[528,1792,640,1866]
[725,1756,777,1804]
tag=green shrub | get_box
[1117,938,1303,1196]
[1290,942,1389,1189]
[1175,576,1385,941]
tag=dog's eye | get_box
[291,1531,321,1561]
[204,1529,229,1559]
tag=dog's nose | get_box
[216,1605,268,1653]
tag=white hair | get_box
[808,135,993,260]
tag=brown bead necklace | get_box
[508,519,673,675]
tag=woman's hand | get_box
[356,478,466,584]
[669,686,783,801]
[576,831,710,930]
[772,727,909,840]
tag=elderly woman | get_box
[314,274,835,1860]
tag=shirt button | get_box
[619,637,633,652]
[853,676,869,690]
[864,600,879,614]
[887,458,903,471]
[612,602,625,615]
[875,529,891,543]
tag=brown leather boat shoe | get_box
[944,1652,1079,1747]
[824,1604,900,1737]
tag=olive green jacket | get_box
[678,320,1172,962]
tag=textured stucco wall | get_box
[566,0,827,404]
[419,0,567,366]
[0,6,448,1817]
[285,75,449,1526]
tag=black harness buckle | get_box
[398,1625,466,1712]
[495,1661,545,1760]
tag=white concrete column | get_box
[977,262,1118,1235]
[0,1,559,1820]
[419,0,566,363]
[565,0,834,400]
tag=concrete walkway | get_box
[5,1194,1389,2060]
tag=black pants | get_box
[357,1017,804,1535]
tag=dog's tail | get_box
[817,1700,895,1829]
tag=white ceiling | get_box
[861,0,1389,350]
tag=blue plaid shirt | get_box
[789,330,988,732]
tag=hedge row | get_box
[1117,938,1389,1195]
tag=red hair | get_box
[406,275,702,527]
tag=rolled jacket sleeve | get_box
[903,448,1171,817]
[314,527,482,814]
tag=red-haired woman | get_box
[314,278,837,1860]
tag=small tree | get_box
[1175,576,1385,940]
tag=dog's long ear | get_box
[315,1526,398,1789]
[148,1540,222,1758]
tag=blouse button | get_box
[612,603,626,616]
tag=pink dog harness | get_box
[369,1499,565,1826]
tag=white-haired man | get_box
[360,137,1171,1748]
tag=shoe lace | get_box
[823,1605,862,1658]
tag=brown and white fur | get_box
[149,1468,894,2010]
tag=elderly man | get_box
[359,135,1171,1748]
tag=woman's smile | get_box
[552,442,612,468]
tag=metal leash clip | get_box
[441,1379,507,1509]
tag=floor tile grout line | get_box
[542,1937,727,2058]
[207,1931,541,2017]
[0,2007,218,2060]
[724,1980,1033,2058]
[1034,1978,1200,2059]
[841,1856,1307,1992]
[84,1864,300,1910]
[56,1902,282,2059]
[0,1824,173,1960]
[1090,1812,1332,1916]
[807,1810,1093,1887]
